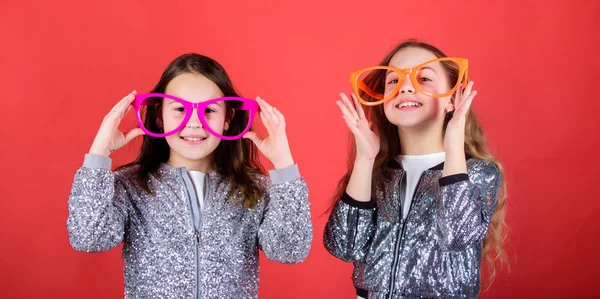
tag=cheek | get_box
[205,112,226,130]
[383,100,395,113]
[420,80,448,95]
[438,95,453,108]
[161,111,185,130]
[164,135,180,149]
[383,84,396,97]
[164,118,182,130]
[383,102,397,121]
[424,95,451,113]
[384,99,394,107]
[416,81,438,94]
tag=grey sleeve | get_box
[66,154,131,252]
[323,193,376,262]
[258,164,313,264]
[435,161,502,252]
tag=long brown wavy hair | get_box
[331,40,508,288]
[118,53,265,209]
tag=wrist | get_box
[442,150,467,176]
[272,154,295,170]
[355,155,376,164]
[354,157,376,170]
[89,145,110,157]
[445,148,465,159]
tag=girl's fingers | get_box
[351,93,366,119]
[340,93,360,121]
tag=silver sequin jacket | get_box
[67,154,312,299]
[324,158,502,299]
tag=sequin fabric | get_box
[324,158,502,299]
[67,163,312,299]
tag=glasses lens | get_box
[139,95,179,135]
[204,99,251,139]
[355,67,390,104]
[415,59,461,97]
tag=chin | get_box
[167,142,219,162]
[174,147,215,161]
[386,113,424,127]
[182,153,212,161]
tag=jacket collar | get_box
[385,153,472,171]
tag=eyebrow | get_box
[420,66,438,73]
[167,99,225,106]
[208,100,224,107]
[385,65,439,76]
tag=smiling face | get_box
[382,47,455,130]
[161,72,229,168]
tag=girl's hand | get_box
[443,81,477,155]
[337,93,380,162]
[443,81,478,176]
[89,90,145,157]
[243,97,294,169]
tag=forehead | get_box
[165,72,224,103]
[388,47,440,69]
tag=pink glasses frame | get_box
[132,93,259,140]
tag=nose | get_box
[186,108,203,129]
[399,73,415,94]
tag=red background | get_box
[1,0,599,298]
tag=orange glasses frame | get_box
[349,57,469,106]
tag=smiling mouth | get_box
[396,101,423,108]
[181,136,207,142]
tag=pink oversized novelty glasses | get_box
[133,93,258,140]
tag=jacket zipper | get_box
[387,171,425,299]
[180,169,202,299]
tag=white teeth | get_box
[181,137,206,142]
[397,101,422,108]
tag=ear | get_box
[224,108,235,131]
[156,118,164,128]
[446,96,456,113]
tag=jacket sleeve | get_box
[66,154,131,253]
[435,160,503,251]
[258,164,312,263]
[323,192,377,262]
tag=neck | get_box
[167,152,215,173]
[397,124,444,155]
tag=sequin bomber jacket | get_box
[67,154,312,299]
[324,157,502,299]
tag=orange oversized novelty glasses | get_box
[350,57,469,106]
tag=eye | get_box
[417,68,437,83]
[205,103,222,114]
[386,73,399,85]
[174,106,185,112]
